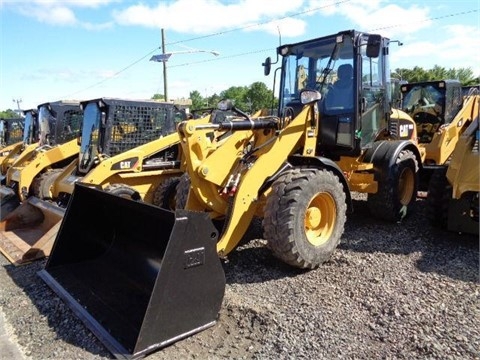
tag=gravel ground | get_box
[0,195,478,360]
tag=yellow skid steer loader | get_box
[0,100,83,218]
[0,110,37,177]
[39,30,422,359]
[0,98,192,265]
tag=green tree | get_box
[220,86,249,111]
[392,66,479,85]
[151,93,165,101]
[0,109,20,119]
[207,93,221,108]
[246,81,277,112]
[189,90,204,110]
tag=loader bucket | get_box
[38,184,226,359]
[0,186,20,221]
[0,197,65,265]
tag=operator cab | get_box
[400,80,463,143]
[271,30,392,159]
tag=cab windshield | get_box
[38,105,55,145]
[279,34,354,114]
[402,85,444,115]
[79,102,102,173]
[22,111,37,144]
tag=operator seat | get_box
[325,64,354,110]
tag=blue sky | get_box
[1,0,479,112]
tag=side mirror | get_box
[300,90,322,105]
[262,57,272,76]
[366,34,382,58]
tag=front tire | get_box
[367,149,418,222]
[175,173,191,209]
[153,176,180,210]
[263,168,347,269]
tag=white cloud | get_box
[112,0,306,34]
[312,0,432,38]
[16,4,78,26]
[7,0,115,28]
[392,23,480,75]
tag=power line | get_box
[61,5,478,98]
[62,46,160,98]
[165,0,352,47]
[171,8,480,70]
[60,0,351,98]
[369,8,478,32]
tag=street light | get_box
[150,49,219,63]
[149,29,219,102]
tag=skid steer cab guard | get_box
[38,184,225,359]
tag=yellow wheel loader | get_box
[0,100,83,221]
[426,106,479,235]
[39,30,422,359]
[400,80,480,191]
[0,110,37,177]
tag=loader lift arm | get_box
[177,92,344,257]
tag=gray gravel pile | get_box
[0,196,478,359]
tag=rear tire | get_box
[367,149,418,222]
[153,176,180,210]
[425,167,450,229]
[104,184,141,201]
[32,169,64,199]
[263,168,346,269]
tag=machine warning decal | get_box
[184,247,206,269]
[111,157,139,170]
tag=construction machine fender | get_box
[287,154,353,212]
[362,139,422,171]
[362,139,421,221]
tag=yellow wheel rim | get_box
[398,167,415,205]
[304,192,336,246]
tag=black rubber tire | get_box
[32,169,64,199]
[425,167,450,229]
[263,168,347,269]
[367,149,418,222]
[104,183,141,201]
[152,176,180,210]
[175,173,191,209]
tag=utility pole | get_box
[161,29,168,102]
[12,98,22,117]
